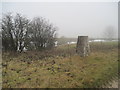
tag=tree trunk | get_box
[76,36,90,57]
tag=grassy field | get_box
[2,41,119,88]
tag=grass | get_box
[2,41,119,88]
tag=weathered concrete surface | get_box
[76,36,90,57]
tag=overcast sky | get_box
[2,2,118,38]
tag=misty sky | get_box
[2,2,118,38]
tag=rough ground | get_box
[2,42,119,88]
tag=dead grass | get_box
[2,42,119,88]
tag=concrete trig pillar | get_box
[76,36,90,57]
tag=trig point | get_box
[76,36,90,57]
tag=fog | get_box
[2,2,118,38]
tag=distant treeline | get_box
[56,37,118,45]
[2,13,57,52]
[57,37,77,45]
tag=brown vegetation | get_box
[2,42,119,88]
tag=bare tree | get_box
[2,13,57,52]
[2,13,30,52]
[28,17,57,50]
[13,13,30,52]
[2,13,16,51]
[103,26,116,41]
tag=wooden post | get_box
[76,36,90,57]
